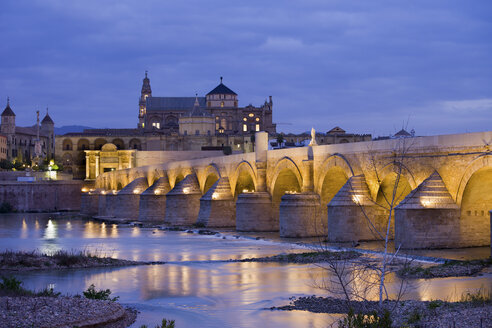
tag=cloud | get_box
[440,99,492,114]
[0,0,491,136]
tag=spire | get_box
[190,93,205,117]
[220,76,223,84]
[141,71,151,95]
[2,97,15,117]
[41,106,54,125]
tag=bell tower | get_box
[138,71,152,129]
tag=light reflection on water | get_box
[0,213,491,328]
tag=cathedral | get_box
[138,73,276,136]
[56,73,277,178]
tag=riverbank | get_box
[272,295,492,327]
[0,250,164,272]
[0,296,137,328]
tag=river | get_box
[0,213,491,328]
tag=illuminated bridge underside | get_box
[81,131,492,250]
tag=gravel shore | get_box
[0,296,136,328]
[229,250,361,263]
[272,295,492,327]
[397,258,492,279]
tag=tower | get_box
[41,107,55,160]
[1,97,16,135]
[138,71,152,128]
[1,98,16,160]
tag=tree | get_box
[276,134,285,148]
[313,136,415,313]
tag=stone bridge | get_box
[81,131,492,249]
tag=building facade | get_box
[1,99,55,163]
[56,74,274,179]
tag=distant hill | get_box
[55,125,94,135]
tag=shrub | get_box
[140,318,176,328]
[459,287,491,305]
[83,284,119,302]
[338,308,392,328]
[0,276,23,293]
[0,202,14,213]
[427,300,442,309]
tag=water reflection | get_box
[1,213,491,328]
[21,219,28,239]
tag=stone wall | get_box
[0,180,82,212]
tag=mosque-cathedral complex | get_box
[54,73,370,179]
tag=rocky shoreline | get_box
[398,258,492,279]
[0,295,136,328]
[229,250,361,263]
[271,295,492,327]
[0,250,165,272]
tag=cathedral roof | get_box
[41,113,54,124]
[1,100,15,117]
[147,97,206,111]
[206,82,237,96]
[394,129,411,137]
[189,96,210,117]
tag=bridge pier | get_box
[100,191,117,217]
[113,177,148,220]
[395,172,461,249]
[164,174,201,226]
[197,177,235,227]
[236,192,275,231]
[328,176,386,242]
[80,189,101,216]
[138,177,171,222]
[236,132,276,231]
[279,192,324,237]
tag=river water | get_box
[0,213,491,328]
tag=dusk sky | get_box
[0,1,491,137]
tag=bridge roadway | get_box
[81,131,492,250]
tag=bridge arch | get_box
[270,157,303,223]
[200,164,221,194]
[370,161,417,200]
[316,154,355,195]
[457,157,492,246]
[269,157,303,194]
[456,154,492,205]
[231,160,257,197]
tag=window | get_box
[216,123,219,130]
[184,130,187,135]
[152,122,160,129]
[248,113,254,117]
[207,130,211,136]
[243,117,247,121]
[220,101,224,108]
[255,124,260,132]
[243,124,247,132]
[255,117,260,122]
[195,130,200,135]
[220,118,227,129]
[215,116,219,120]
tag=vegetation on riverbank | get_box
[397,257,492,279]
[0,249,164,271]
[273,289,492,327]
[0,277,137,327]
[231,250,361,263]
